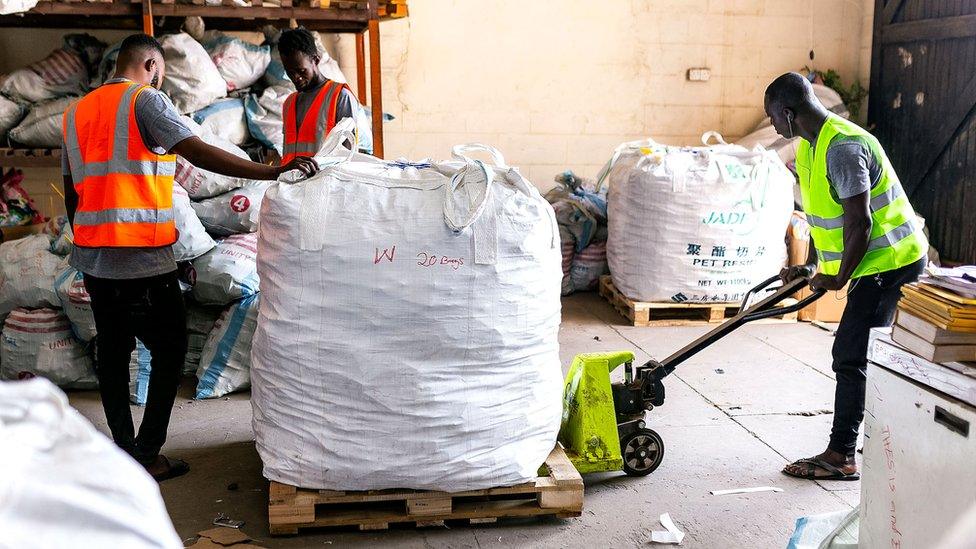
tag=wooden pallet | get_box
[599,275,797,327]
[0,147,62,168]
[267,445,583,535]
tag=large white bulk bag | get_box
[606,134,794,303]
[0,308,95,389]
[189,233,259,306]
[201,31,271,92]
[191,97,249,146]
[172,183,215,261]
[0,378,182,549]
[0,94,27,144]
[176,116,249,200]
[244,84,289,154]
[195,293,258,399]
[0,234,63,318]
[191,182,270,236]
[159,33,226,114]
[8,96,77,148]
[54,265,96,342]
[251,136,563,492]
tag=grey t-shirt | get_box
[64,78,195,280]
[822,135,883,201]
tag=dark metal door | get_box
[869,0,976,263]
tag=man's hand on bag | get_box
[278,156,320,178]
[779,264,815,284]
[809,273,845,292]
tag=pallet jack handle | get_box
[641,270,826,382]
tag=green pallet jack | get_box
[559,272,825,476]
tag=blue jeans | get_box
[827,257,925,456]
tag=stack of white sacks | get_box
[0,24,372,151]
[0,25,364,401]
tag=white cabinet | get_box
[861,329,976,548]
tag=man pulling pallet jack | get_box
[559,72,929,482]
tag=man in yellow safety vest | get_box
[765,72,927,481]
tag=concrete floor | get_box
[68,292,859,548]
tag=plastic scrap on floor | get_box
[651,513,685,545]
[710,486,784,496]
[212,513,244,529]
[787,507,859,549]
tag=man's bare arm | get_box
[171,137,318,180]
[835,190,872,284]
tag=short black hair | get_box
[118,33,164,60]
[765,72,815,110]
[278,27,318,59]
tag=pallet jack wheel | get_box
[620,428,664,476]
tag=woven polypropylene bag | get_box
[251,139,563,492]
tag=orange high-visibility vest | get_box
[62,82,177,248]
[281,80,350,163]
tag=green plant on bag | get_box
[803,67,868,118]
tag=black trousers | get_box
[85,271,187,464]
[828,257,925,456]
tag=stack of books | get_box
[894,269,976,364]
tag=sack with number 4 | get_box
[191,182,271,237]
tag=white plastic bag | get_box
[54,264,96,342]
[159,33,227,114]
[0,94,27,144]
[606,133,793,303]
[195,293,258,399]
[8,96,77,148]
[244,84,290,154]
[191,97,249,146]
[201,31,270,92]
[189,233,259,306]
[176,116,249,200]
[172,183,215,262]
[0,378,182,549]
[191,182,270,236]
[787,507,859,549]
[0,234,63,318]
[252,137,563,492]
[1,308,95,389]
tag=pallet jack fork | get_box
[559,272,825,476]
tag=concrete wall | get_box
[1,0,875,219]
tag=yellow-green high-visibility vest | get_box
[795,115,927,278]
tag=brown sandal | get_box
[782,457,860,481]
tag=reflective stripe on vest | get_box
[281,80,348,164]
[796,115,927,277]
[805,180,909,231]
[63,82,177,248]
